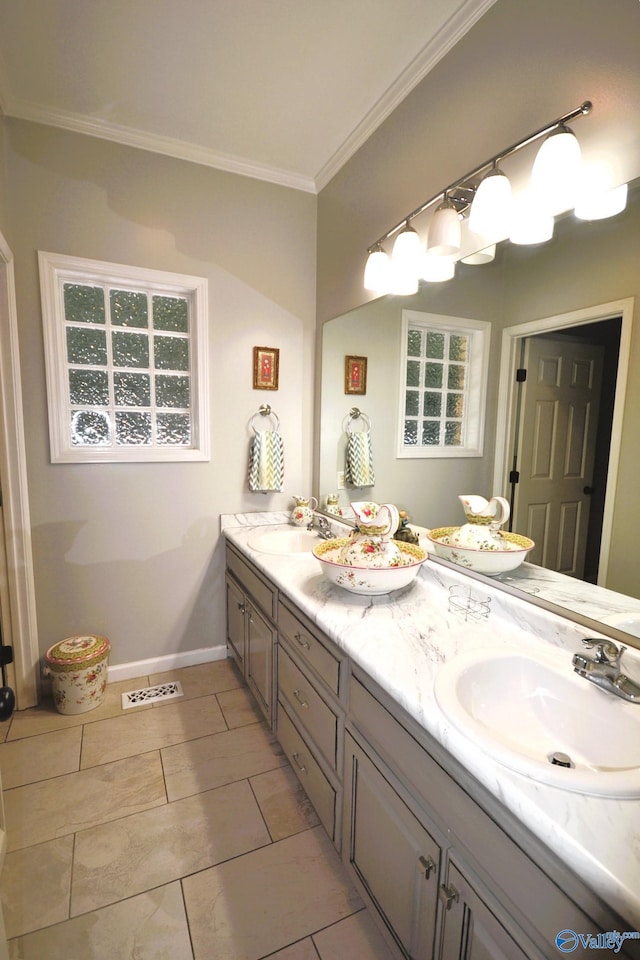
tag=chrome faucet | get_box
[572,639,640,703]
[307,514,337,540]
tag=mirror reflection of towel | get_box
[248,430,284,492]
[345,431,375,487]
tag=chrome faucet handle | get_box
[581,638,622,664]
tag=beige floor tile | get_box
[250,765,319,841]
[216,686,263,728]
[0,727,82,789]
[9,881,193,960]
[5,751,166,851]
[71,778,271,916]
[149,657,243,701]
[313,910,396,960]
[267,940,319,960]
[80,693,227,768]
[1,836,73,939]
[183,825,363,960]
[7,675,152,741]
[162,722,287,801]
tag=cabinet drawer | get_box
[278,600,340,694]
[277,702,336,841]
[226,545,276,620]
[278,645,338,769]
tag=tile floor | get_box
[0,658,395,960]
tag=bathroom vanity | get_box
[223,514,639,960]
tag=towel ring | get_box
[250,404,280,434]
[343,407,371,433]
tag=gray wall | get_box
[4,119,317,665]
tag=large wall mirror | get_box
[318,177,640,644]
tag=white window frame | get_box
[39,252,210,463]
[397,310,490,459]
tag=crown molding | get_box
[0,0,495,195]
[315,0,498,192]
[2,99,318,194]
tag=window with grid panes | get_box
[398,311,490,458]
[39,252,209,462]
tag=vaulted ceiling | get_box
[0,0,495,192]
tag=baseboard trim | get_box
[107,644,228,684]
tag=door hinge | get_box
[509,470,520,484]
[516,368,527,382]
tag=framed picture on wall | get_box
[253,346,279,390]
[344,355,367,395]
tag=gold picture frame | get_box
[344,355,367,395]
[253,346,279,390]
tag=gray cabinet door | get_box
[438,860,541,960]
[344,734,441,960]
[246,600,276,723]
[225,574,246,669]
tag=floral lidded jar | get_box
[45,635,110,715]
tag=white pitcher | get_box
[290,495,318,526]
[449,495,510,549]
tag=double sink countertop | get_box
[222,512,640,930]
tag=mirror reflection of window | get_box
[399,311,490,459]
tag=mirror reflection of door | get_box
[511,319,621,582]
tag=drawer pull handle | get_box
[292,751,307,773]
[439,883,459,910]
[293,689,309,709]
[419,855,437,880]
[294,632,311,650]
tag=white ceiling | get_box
[0,0,495,193]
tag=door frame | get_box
[0,231,40,709]
[492,298,634,588]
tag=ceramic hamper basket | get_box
[45,635,110,715]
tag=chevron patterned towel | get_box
[248,430,284,493]
[345,430,375,487]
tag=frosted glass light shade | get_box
[427,201,461,256]
[468,168,513,241]
[461,244,496,265]
[575,182,628,221]
[364,248,391,293]
[510,193,554,245]
[392,224,423,272]
[421,252,455,282]
[530,124,582,215]
[390,224,422,295]
[389,263,419,296]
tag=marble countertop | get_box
[222,512,640,930]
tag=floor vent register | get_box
[121,681,184,710]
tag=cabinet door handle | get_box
[292,751,307,773]
[237,602,246,614]
[419,855,437,880]
[294,632,311,650]
[292,689,309,709]
[438,883,459,910]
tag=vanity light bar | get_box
[366,100,592,254]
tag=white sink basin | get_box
[247,527,320,555]
[434,646,640,797]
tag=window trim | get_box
[39,252,210,463]
[397,310,491,459]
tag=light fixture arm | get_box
[366,100,592,253]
